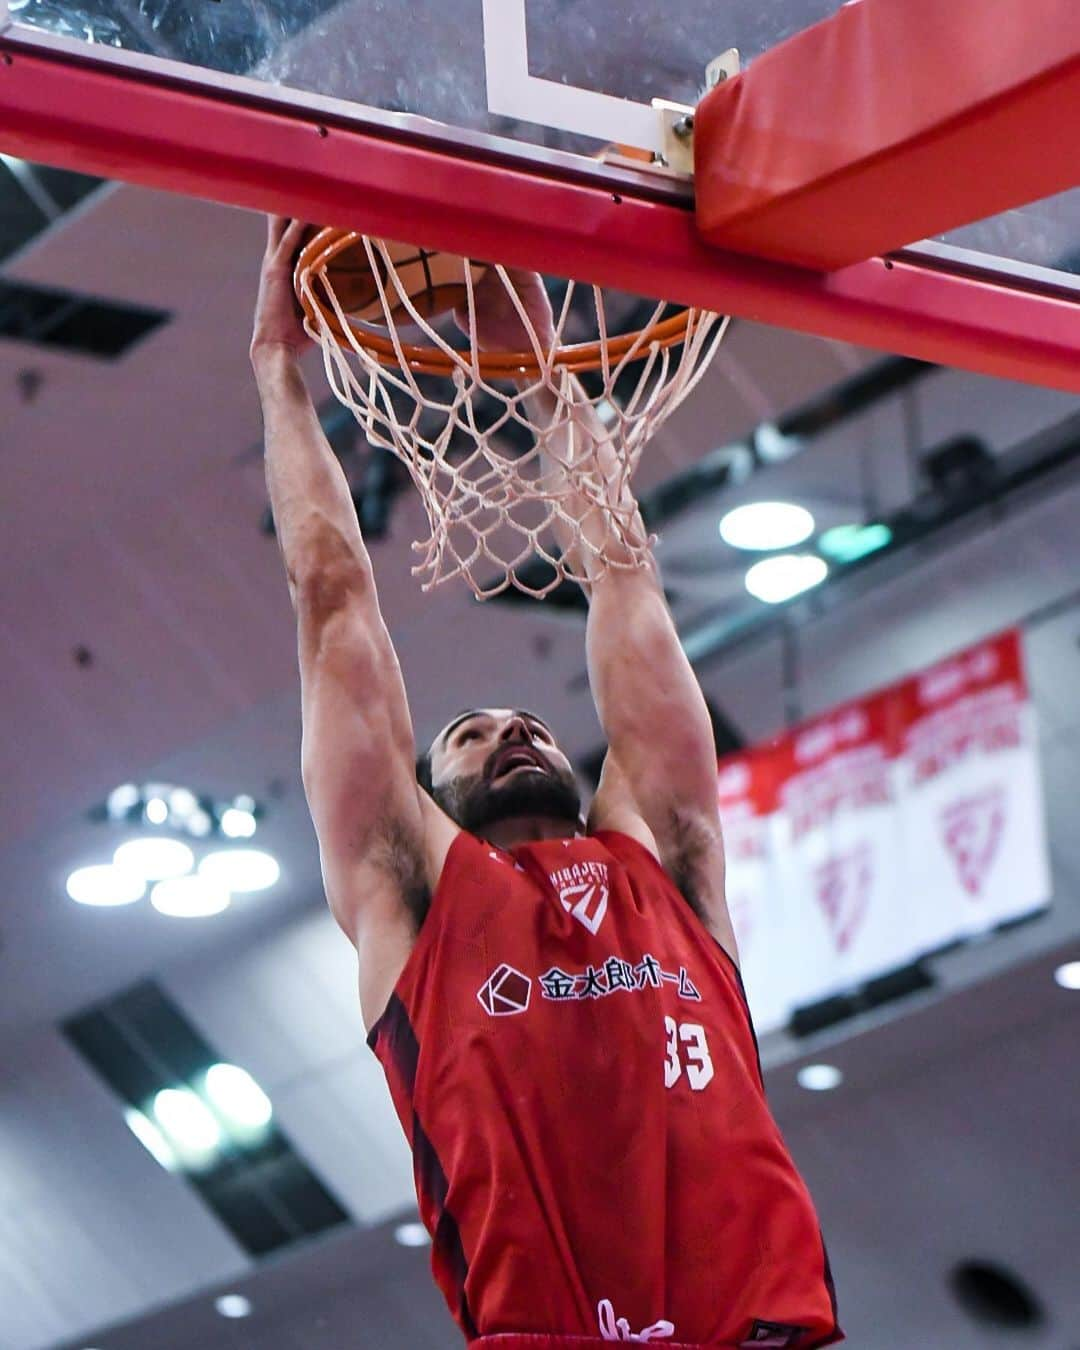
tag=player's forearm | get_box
[253,344,371,598]
[522,381,649,584]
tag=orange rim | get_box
[294,227,696,378]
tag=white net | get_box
[297,233,730,599]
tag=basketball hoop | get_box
[295,228,729,598]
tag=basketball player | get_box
[251,217,842,1349]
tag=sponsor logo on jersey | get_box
[539,953,701,1003]
[476,964,532,1017]
[940,785,1005,896]
[549,859,611,934]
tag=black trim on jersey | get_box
[819,1227,841,1330]
[370,994,479,1341]
[712,938,767,1093]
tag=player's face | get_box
[428,708,582,834]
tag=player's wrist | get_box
[250,338,304,375]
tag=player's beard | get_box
[432,761,582,836]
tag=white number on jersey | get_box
[664,1017,714,1091]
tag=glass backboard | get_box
[6,0,839,160]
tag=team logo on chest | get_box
[549,860,610,934]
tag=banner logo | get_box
[941,785,1005,896]
[813,844,873,952]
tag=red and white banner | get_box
[896,631,1051,945]
[716,750,792,1032]
[717,629,1050,1033]
[770,691,919,1010]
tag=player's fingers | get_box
[278,220,311,268]
[500,265,542,289]
[266,215,288,251]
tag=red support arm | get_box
[695,0,1080,269]
[1,33,1078,392]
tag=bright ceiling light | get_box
[168,786,199,819]
[114,837,194,882]
[152,1087,223,1165]
[220,807,257,839]
[745,554,827,604]
[124,1107,179,1172]
[818,522,893,563]
[720,501,815,551]
[215,1295,253,1319]
[188,808,213,837]
[394,1222,431,1248]
[204,1064,273,1131]
[106,783,140,820]
[150,876,231,918]
[797,1064,844,1092]
[66,864,146,907]
[1052,961,1080,990]
[144,797,169,826]
[198,849,280,893]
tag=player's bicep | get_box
[587,750,661,855]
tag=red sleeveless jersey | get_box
[368,829,842,1348]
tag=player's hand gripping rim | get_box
[250,217,312,362]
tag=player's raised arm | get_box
[465,267,735,959]
[250,218,455,1025]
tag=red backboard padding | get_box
[695,0,1080,269]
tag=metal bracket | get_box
[653,98,697,175]
[602,48,742,178]
[706,47,741,90]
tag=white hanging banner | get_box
[715,628,1051,1029]
[896,630,1051,943]
[769,692,917,1007]
[716,750,793,1034]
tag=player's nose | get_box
[499,714,532,744]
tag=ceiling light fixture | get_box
[394,1221,431,1248]
[220,806,257,839]
[113,837,194,882]
[66,864,146,908]
[744,554,827,604]
[1052,960,1080,990]
[818,521,893,562]
[720,501,815,551]
[92,781,265,841]
[796,1064,843,1091]
[203,1064,274,1131]
[198,849,280,893]
[150,876,231,919]
[215,1294,253,1319]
